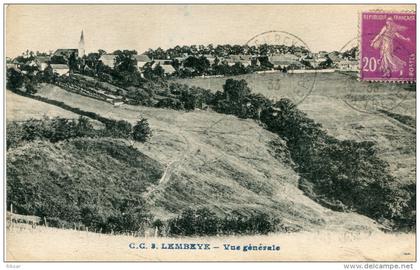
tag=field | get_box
[174,72,416,117]
[6,225,415,261]
[175,72,416,184]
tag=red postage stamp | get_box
[360,11,416,82]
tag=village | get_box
[6,30,359,79]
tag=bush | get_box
[133,118,152,142]
[156,97,184,110]
[6,68,24,91]
[104,120,132,138]
[6,115,152,149]
[7,117,96,148]
[167,207,280,236]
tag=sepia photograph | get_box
[3,3,417,264]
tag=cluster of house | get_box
[6,49,74,76]
[6,30,358,77]
[6,49,177,77]
[7,49,359,78]
[98,53,176,75]
[138,51,358,72]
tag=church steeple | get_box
[78,30,85,57]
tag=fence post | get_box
[8,204,13,230]
[43,217,47,228]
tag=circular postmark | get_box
[245,30,317,105]
[340,37,415,115]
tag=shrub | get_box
[6,68,24,91]
[133,118,152,142]
[104,120,132,138]
[167,207,280,236]
[156,97,184,110]
[6,115,151,149]
[7,117,96,148]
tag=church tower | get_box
[78,30,85,57]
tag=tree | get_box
[6,68,24,91]
[85,52,100,69]
[98,49,107,56]
[143,63,164,81]
[132,118,152,142]
[183,56,210,75]
[50,55,67,64]
[223,79,251,103]
[42,65,56,83]
[68,52,78,72]
[114,51,137,73]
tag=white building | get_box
[152,62,176,75]
[35,56,50,71]
[99,54,117,68]
[50,64,70,76]
[269,54,303,69]
[226,55,252,67]
[133,54,151,70]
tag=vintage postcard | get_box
[3,4,416,263]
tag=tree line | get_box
[165,207,281,236]
[144,44,310,59]
[7,116,151,150]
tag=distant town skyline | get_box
[6,4,414,57]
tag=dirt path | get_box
[377,111,416,133]
[143,129,197,200]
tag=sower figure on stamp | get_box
[370,17,411,78]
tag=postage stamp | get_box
[340,37,414,114]
[360,11,416,82]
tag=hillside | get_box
[23,83,381,232]
[175,72,416,185]
[7,137,163,231]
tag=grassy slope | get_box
[6,90,78,121]
[7,137,163,221]
[31,83,379,232]
[175,72,416,185]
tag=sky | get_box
[5,4,415,57]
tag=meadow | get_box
[174,71,416,117]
